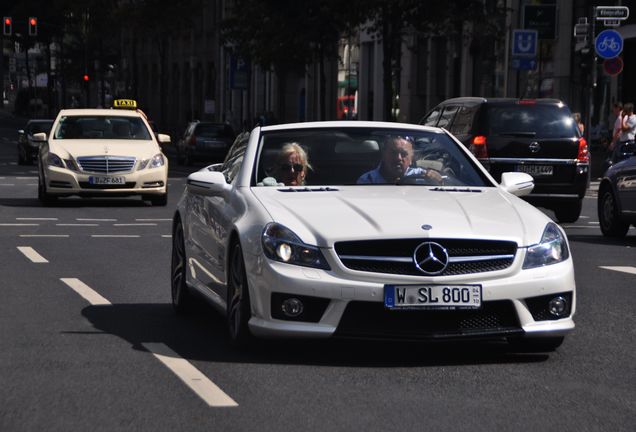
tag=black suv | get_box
[176,121,236,165]
[420,97,590,223]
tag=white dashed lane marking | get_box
[600,266,636,275]
[59,278,237,407]
[17,217,58,221]
[91,235,141,238]
[113,223,158,226]
[143,343,238,407]
[20,235,70,238]
[17,246,49,263]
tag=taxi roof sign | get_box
[113,99,138,109]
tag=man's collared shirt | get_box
[357,165,426,184]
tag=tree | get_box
[222,0,366,120]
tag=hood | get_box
[251,186,551,248]
[49,139,161,159]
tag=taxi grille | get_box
[77,156,136,174]
[335,300,521,340]
[334,239,517,276]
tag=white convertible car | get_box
[172,121,575,351]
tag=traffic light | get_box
[2,17,11,36]
[28,17,37,36]
[83,74,90,82]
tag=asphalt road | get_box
[1,115,635,432]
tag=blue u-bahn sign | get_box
[595,29,623,59]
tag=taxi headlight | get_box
[139,153,165,170]
[261,222,330,270]
[522,222,569,269]
[46,153,64,168]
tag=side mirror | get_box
[500,172,534,197]
[186,170,230,195]
[32,132,47,142]
[157,133,171,144]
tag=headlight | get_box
[262,223,330,270]
[46,153,65,168]
[522,222,569,269]
[139,153,165,170]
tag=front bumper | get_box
[244,249,576,341]
[42,164,168,197]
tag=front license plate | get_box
[88,176,125,185]
[515,164,553,176]
[384,284,482,310]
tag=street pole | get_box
[586,6,597,143]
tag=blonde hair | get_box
[277,142,312,171]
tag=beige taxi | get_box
[36,100,170,206]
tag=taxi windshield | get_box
[53,116,152,140]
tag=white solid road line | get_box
[17,246,49,263]
[91,235,141,238]
[600,266,636,275]
[142,343,238,408]
[58,278,238,407]
[60,278,111,305]
[20,234,70,238]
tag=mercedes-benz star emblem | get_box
[413,241,449,275]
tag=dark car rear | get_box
[177,121,236,165]
[17,119,54,165]
[421,98,589,223]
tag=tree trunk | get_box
[319,51,326,121]
[381,5,393,121]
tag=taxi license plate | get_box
[88,176,125,185]
[515,164,553,176]
[384,284,482,310]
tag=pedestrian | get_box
[613,102,636,162]
[609,101,623,151]
[573,112,585,135]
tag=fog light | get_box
[281,297,304,317]
[548,296,567,317]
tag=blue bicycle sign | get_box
[595,29,623,59]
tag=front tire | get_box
[227,241,253,347]
[37,168,56,205]
[598,187,629,237]
[171,220,193,314]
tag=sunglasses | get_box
[280,163,304,172]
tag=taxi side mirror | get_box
[157,133,171,144]
[32,132,47,142]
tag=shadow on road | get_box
[567,233,636,247]
[0,196,154,208]
[80,302,550,368]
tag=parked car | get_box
[598,147,636,237]
[176,121,236,165]
[420,98,590,223]
[171,120,575,351]
[17,119,54,165]
[36,100,170,206]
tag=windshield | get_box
[254,127,492,187]
[53,116,152,140]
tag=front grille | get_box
[77,156,136,174]
[334,238,517,276]
[335,300,521,340]
[79,182,136,189]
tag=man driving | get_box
[357,135,443,184]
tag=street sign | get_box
[512,29,538,57]
[595,6,629,21]
[595,29,623,59]
[511,58,537,70]
[603,57,623,76]
[603,19,620,27]
[523,5,557,40]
